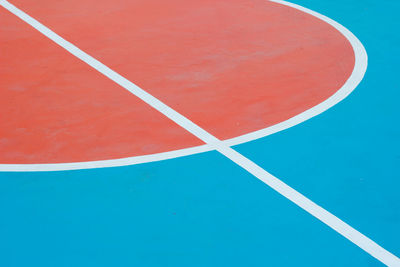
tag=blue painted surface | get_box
[237,0,400,259]
[0,0,398,266]
[0,152,380,266]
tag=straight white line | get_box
[218,146,400,266]
[1,0,399,265]
[0,0,367,172]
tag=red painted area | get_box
[0,8,202,164]
[1,0,355,164]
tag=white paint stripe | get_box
[217,146,400,266]
[0,145,211,172]
[1,0,399,265]
[225,0,368,147]
[0,0,367,172]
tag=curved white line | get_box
[0,0,367,172]
[3,1,400,265]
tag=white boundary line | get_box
[1,0,366,172]
[1,0,400,265]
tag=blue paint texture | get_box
[0,0,398,266]
[237,0,400,261]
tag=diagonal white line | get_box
[0,0,369,172]
[1,0,399,265]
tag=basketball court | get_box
[1,0,399,266]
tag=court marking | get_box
[2,0,399,265]
[1,0,364,172]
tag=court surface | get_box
[0,0,399,266]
